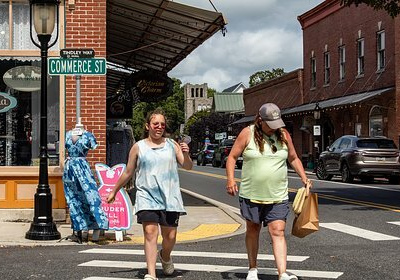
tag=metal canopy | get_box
[106,0,227,96]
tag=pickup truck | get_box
[212,139,243,169]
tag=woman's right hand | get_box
[107,192,116,204]
[226,179,238,196]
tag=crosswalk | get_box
[79,249,343,279]
[77,221,400,280]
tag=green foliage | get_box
[341,0,400,18]
[207,88,216,98]
[249,68,285,87]
[131,78,185,140]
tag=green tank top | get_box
[239,125,289,201]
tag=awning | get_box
[214,92,244,113]
[231,115,255,125]
[282,87,394,115]
[231,87,394,125]
[106,0,227,96]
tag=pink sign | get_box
[95,163,133,230]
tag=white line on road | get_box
[83,278,141,280]
[320,223,400,241]
[79,260,343,279]
[387,221,400,226]
[79,248,309,262]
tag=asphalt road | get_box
[1,164,399,280]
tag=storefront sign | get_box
[3,66,46,92]
[95,163,133,230]
[48,58,107,75]
[127,69,173,102]
[0,92,17,113]
[106,91,133,119]
[60,48,95,58]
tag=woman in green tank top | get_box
[226,103,312,280]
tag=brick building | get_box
[239,0,400,166]
[0,0,225,220]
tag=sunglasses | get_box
[151,122,166,128]
[267,137,277,153]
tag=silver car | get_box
[316,135,400,184]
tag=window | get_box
[0,1,58,50]
[0,61,60,166]
[191,88,194,98]
[339,46,345,80]
[369,106,383,137]
[310,56,316,88]
[357,38,365,75]
[200,88,203,98]
[324,52,330,85]
[195,88,199,97]
[377,31,385,70]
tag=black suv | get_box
[212,139,243,169]
[316,135,400,183]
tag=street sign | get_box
[48,58,107,75]
[215,132,227,140]
[60,48,95,58]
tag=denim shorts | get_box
[137,210,180,227]
[239,197,289,227]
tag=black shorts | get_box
[239,197,289,227]
[137,210,180,227]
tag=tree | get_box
[249,68,285,87]
[207,87,216,98]
[341,0,400,18]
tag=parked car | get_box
[212,139,243,169]
[197,143,217,166]
[316,135,400,183]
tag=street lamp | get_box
[313,103,321,173]
[25,0,61,240]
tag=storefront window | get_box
[0,3,10,49]
[0,60,60,166]
[0,1,57,50]
[369,106,383,137]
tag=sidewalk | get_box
[0,190,245,247]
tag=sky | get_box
[169,0,324,92]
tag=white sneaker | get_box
[246,268,259,280]
[279,272,298,280]
[158,250,174,275]
[143,274,158,280]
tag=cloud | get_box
[170,0,324,91]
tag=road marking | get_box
[83,278,140,280]
[387,221,400,226]
[320,223,400,241]
[79,260,343,279]
[79,248,309,262]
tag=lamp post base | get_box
[25,221,61,240]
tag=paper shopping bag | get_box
[292,187,306,215]
[292,192,319,238]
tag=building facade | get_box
[241,1,400,168]
[183,83,212,121]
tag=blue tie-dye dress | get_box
[62,130,109,231]
[134,138,186,215]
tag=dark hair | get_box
[253,114,287,153]
[142,107,167,138]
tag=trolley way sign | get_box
[48,57,107,75]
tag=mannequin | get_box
[62,119,109,243]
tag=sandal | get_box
[158,249,174,275]
[143,274,158,280]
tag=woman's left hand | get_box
[304,179,312,196]
[179,142,189,153]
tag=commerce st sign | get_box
[48,58,107,75]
